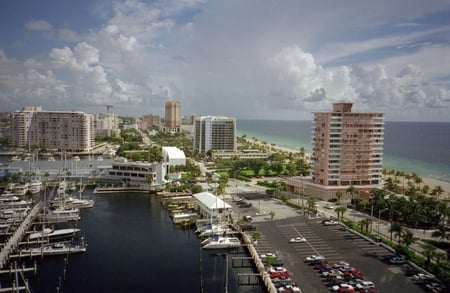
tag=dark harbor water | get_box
[22,191,262,293]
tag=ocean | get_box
[236,120,450,183]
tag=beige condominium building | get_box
[194,116,236,154]
[287,102,385,201]
[164,100,181,132]
[10,106,95,152]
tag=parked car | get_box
[239,201,252,208]
[305,255,325,262]
[241,224,256,231]
[389,255,407,264]
[243,215,253,222]
[289,237,306,243]
[323,219,339,226]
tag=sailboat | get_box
[57,178,94,209]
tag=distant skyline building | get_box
[194,116,236,153]
[287,102,385,200]
[164,100,181,132]
[95,112,119,137]
[10,106,95,152]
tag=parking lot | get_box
[228,196,429,293]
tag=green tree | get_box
[390,222,403,242]
[269,211,276,220]
[346,185,358,203]
[335,206,347,221]
[421,243,437,265]
[431,224,450,242]
[335,191,343,204]
[401,230,418,252]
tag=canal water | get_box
[24,190,263,293]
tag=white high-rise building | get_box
[95,112,119,137]
[10,106,95,152]
[194,116,236,153]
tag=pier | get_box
[0,203,42,269]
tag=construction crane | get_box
[105,105,113,113]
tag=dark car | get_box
[239,201,252,208]
[241,224,257,231]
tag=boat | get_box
[13,183,29,196]
[38,207,80,223]
[57,181,68,196]
[10,156,21,162]
[0,208,30,220]
[47,156,56,162]
[202,237,241,249]
[20,239,87,256]
[28,227,81,240]
[28,176,43,194]
[198,224,232,237]
[172,212,198,224]
[0,198,33,209]
[73,156,80,161]
[62,196,95,209]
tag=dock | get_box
[0,202,42,269]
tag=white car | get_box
[289,237,306,243]
[331,284,354,292]
[325,204,335,209]
[323,219,339,226]
[305,255,325,262]
[255,210,267,216]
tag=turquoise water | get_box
[237,120,450,183]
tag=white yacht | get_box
[28,227,80,240]
[28,176,43,194]
[13,183,29,196]
[20,239,87,256]
[38,207,80,223]
[202,237,241,250]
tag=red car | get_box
[313,262,330,270]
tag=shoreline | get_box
[240,135,450,200]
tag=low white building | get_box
[193,192,232,220]
[162,147,186,166]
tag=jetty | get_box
[0,202,42,269]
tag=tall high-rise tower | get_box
[164,100,180,132]
[194,116,236,153]
[311,102,384,187]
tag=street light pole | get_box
[378,208,388,236]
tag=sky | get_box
[1,0,450,122]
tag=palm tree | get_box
[335,206,347,221]
[430,185,444,199]
[431,224,450,242]
[359,219,372,234]
[420,243,437,265]
[401,230,418,252]
[269,211,276,220]
[390,222,403,242]
[307,196,317,214]
[335,191,343,205]
[346,185,358,203]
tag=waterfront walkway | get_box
[0,202,42,269]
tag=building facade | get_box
[164,100,181,132]
[194,116,236,153]
[287,102,384,200]
[10,106,95,152]
[311,102,384,187]
[95,112,119,137]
